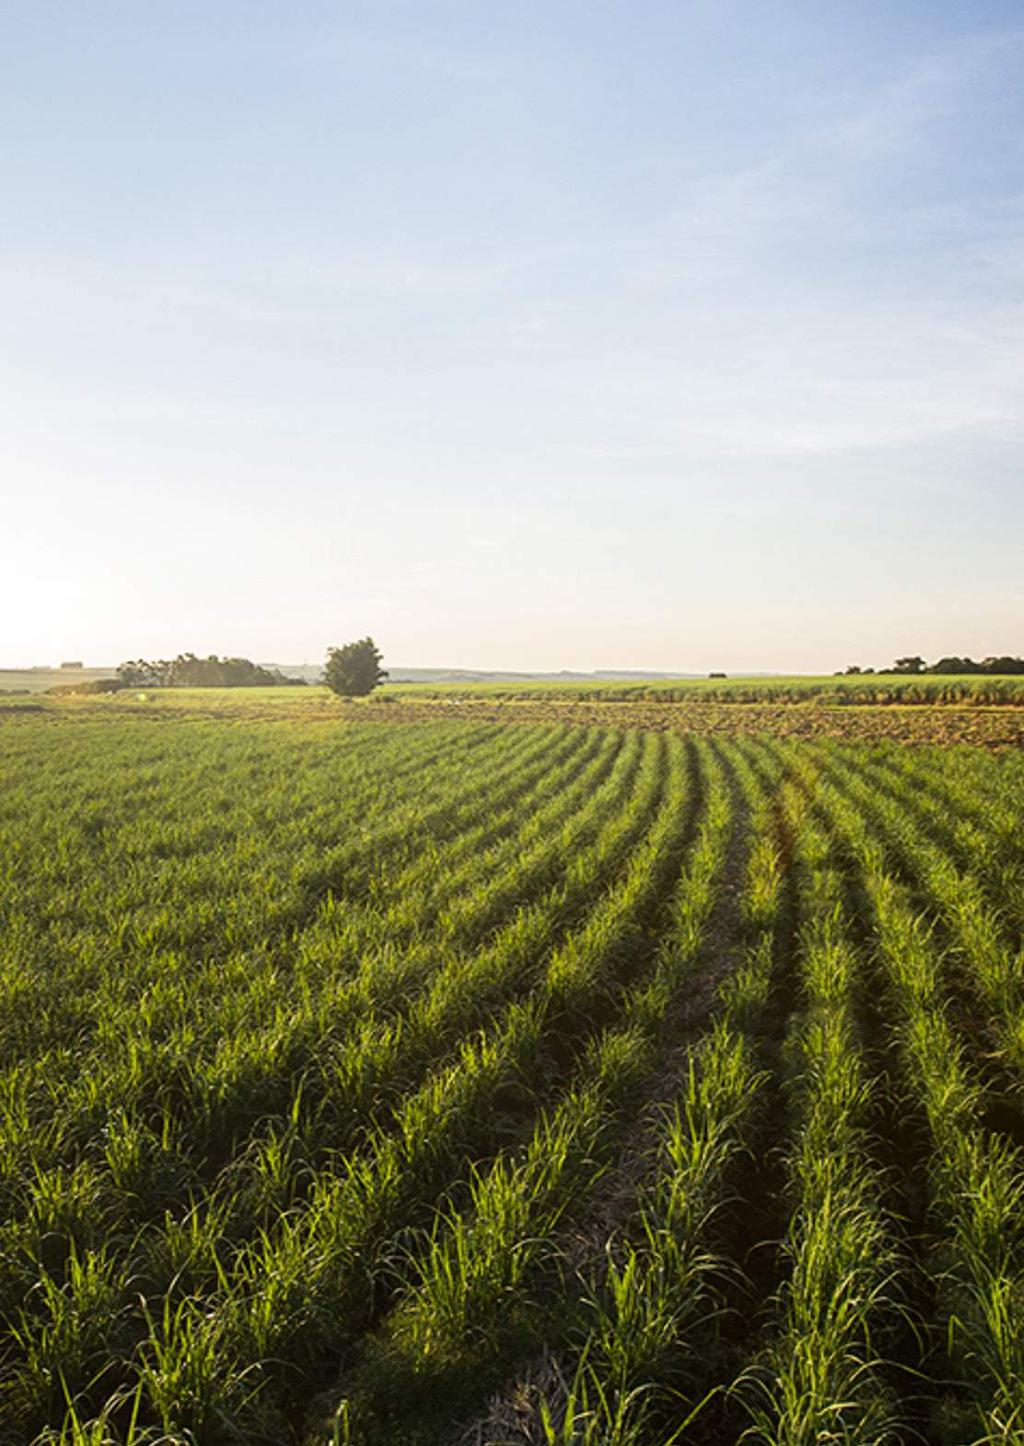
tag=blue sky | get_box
[3,1,1022,670]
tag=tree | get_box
[323,637,388,697]
[930,656,980,675]
[117,658,162,687]
[891,655,926,674]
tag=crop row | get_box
[0,712,1021,1444]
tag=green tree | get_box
[323,637,388,697]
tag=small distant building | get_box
[60,661,84,669]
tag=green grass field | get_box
[0,668,115,695]
[378,673,1024,706]
[8,682,1024,750]
[6,668,1024,706]
[1,699,1023,1444]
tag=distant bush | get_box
[46,678,123,696]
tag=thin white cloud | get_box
[825,26,1024,160]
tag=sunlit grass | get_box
[0,712,1021,1442]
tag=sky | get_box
[2,1,1022,673]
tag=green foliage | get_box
[115,653,304,688]
[373,671,1024,706]
[0,709,1022,1443]
[323,637,388,697]
[873,653,1024,677]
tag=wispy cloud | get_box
[826,26,1024,160]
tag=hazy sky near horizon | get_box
[3,1,1022,672]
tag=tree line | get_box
[842,655,1024,676]
[116,654,306,688]
[112,639,388,695]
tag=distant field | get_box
[8,682,1024,748]
[380,672,1024,705]
[0,666,114,694]
[7,669,1024,705]
[0,701,1023,1443]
